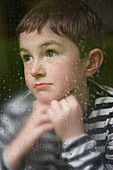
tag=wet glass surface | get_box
[0,0,113,169]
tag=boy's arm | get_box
[61,113,113,169]
[0,112,25,170]
[62,134,104,169]
[47,95,113,169]
[0,92,35,170]
[0,101,54,170]
[1,102,53,170]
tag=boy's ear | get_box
[85,48,103,77]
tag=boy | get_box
[0,0,113,169]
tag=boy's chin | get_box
[32,89,73,104]
[38,99,52,105]
[34,94,63,105]
[34,95,56,105]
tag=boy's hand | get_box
[5,95,85,169]
[5,102,53,169]
[47,95,85,142]
[17,102,54,152]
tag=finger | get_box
[37,123,54,137]
[29,112,50,127]
[50,100,62,112]
[66,94,77,105]
[38,113,51,124]
[59,98,70,112]
[65,94,80,112]
[66,95,83,117]
[47,107,62,124]
[32,104,49,119]
[40,116,51,125]
[47,107,55,120]
[66,94,76,101]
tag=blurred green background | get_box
[0,0,113,106]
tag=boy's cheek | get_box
[24,70,32,86]
[51,67,75,88]
[52,67,69,82]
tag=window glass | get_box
[0,0,113,169]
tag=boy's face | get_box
[19,24,88,104]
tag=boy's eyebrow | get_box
[19,41,63,53]
[40,41,62,48]
[20,48,29,53]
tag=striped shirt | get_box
[0,81,113,170]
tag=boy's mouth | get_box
[35,83,51,89]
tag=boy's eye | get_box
[22,55,33,62]
[45,50,58,57]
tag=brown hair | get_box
[16,0,105,57]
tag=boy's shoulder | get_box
[93,82,113,105]
[89,79,113,102]
[88,80,113,119]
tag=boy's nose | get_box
[30,61,46,78]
